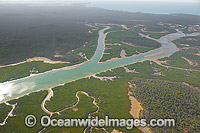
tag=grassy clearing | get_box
[100,44,151,62]
[0,61,70,83]
[104,25,124,33]
[97,60,200,87]
[100,26,161,62]
[159,48,200,69]
[141,32,170,39]
[0,60,199,132]
[106,30,161,48]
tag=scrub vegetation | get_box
[100,26,162,62]
[130,78,200,133]
[1,60,199,132]
[0,61,69,83]
[0,3,200,133]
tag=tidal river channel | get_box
[0,26,199,102]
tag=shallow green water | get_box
[0,27,195,102]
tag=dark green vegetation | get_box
[134,25,173,39]
[0,77,141,133]
[100,43,152,62]
[105,30,161,48]
[45,92,98,133]
[0,3,200,133]
[0,15,94,65]
[174,36,200,48]
[158,35,200,69]
[0,103,12,123]
[159,48,200,69]
[0,27,100,84]
[97,60,200,87]
[0,5,98,65]
[141,32,169,39]
[100,26,161,62]
[1,60,199,132]
[182,28,200,34]
[130,78,200,132]
[65,28,100,62]
[1,4,200,65]
[96,61,200,132]
[104,25,124,33]
[0,61,70,83]
[43,77,141,133]
[0,91,48,132]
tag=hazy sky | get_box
[0,0,199,3]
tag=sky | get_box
[0,0,199,3]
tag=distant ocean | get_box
[88,1,200,16]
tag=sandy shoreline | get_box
[99,28,173,64]
[1,26,199,104]
[0,26,111,104]
[0,57,70,68]
[144,48,169,57]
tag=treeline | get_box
[96,60,200,87]
[159,48,200,69]
[0,61,69,83]
[1,4,200,65]
[106,30,161,48]
[130,78,200,132]
[174,36,200,47]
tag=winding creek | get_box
[0,26,199,103]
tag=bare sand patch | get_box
[179,44,190,47]
[85,24,98,33]
[121,24,129,30]
[138,127,152,133]
[182,56,198,66]
[0,57,70,68]
[120,49,127,58]
[128,82,152,133]
[54,54,64,57]
[141,28,168,33]
[186,38,197,41]
[26,57,70,64]
[123,67,139,73]
[77,52,89,61]
[92,75,117,81]
[72,108,78,112]
[106,43,122,46]
[144,48,169,57]
[128,92,143,119]
[111,129,122,133]
[128,82,142,119]
[98,57,121,63]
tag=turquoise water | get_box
[88,1,200,16]
[0,27,193,102]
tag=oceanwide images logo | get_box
[25,114,175,129]
[25,115,37,128]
